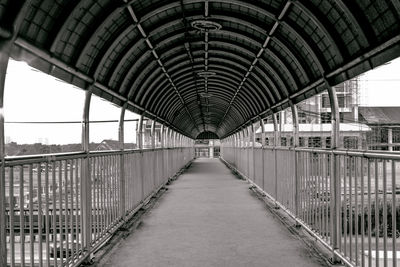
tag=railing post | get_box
[326,79,341,264]
[0,41,10,267]
[0,3,28,265]
[160,124,165,182]
[81,89,92,251]
[273,113,279,206]
[290,101,300,220]
[150,120,156,149]
[119,106,126,219]
[246,126,250,178]
[150,120,156,189]
[137,115,144,200]
[137,115,143,149]
[251,123,255,182]
[259,118,265,190]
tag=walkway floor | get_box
[100,158,328,267]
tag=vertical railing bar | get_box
[324,154,328,241]
[349,156,353,261]
[344,156,348,257]
[392,160,396,267]
[19,166,25,267]
[64,160,69,264]
[107,156,112,227]
[28,164,34,267]
[302,152,305,222]
[317,154,323,236]
[100,156,104,236]
[355,157,359,266]
[58,161,64,267]
[113,155,118,224]
[368,159,372,267]
[338,156,343,253]
[111,156,115,226]
[375,159,379,267]
[51,162,57,267]
[361,157,365,267]
[383,160,387,267]
[305,153,311,225]
[9,167,15,267]
[69,159,74,261]
[97,157,101,238]
[94,157,99,241]
[44,163,50,267]
[76,159,81,255]
[74,159,79,257]
[37,164,43,267]
[108,156,112,227]
[101,156,106,236]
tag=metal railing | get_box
[222,146,400,267]
[4,147,194,267]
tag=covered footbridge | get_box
[1,0,400,266]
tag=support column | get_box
[259,118,265,190]
[165,127,170,148]
[290,102,300,220]
[137,115,144,149]
[160,125,164,148]
[137,115,144,200]
[0,4,29,264]
[150,120,156,149]
[246,126,250,177]
[150,120,156,188]
[0,41,10,267]
[326,80,341,263]
[388,128,393,151]
[272,113,279,205]
[81,89,92,250]
[251,123,255,182]
[118,106,126,219]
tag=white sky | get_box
[4,59,139,144]
[359,57,400,106]
[3,57,400,144]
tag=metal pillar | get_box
[150,120,156,149]
[290,102,300,220]
[160,125,164,148]
[0,3,29,264]
[0,40,10,267]
[388,128,393,151]
[81,89,92,250]
[259,118,265,190]
[272,113,279,205]
[251,123,255,182]
[165,127,170,148]
[137,115,143,149]
[119,106,126,219]
[326,80,341,263]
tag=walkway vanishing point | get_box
[98,158,329,267]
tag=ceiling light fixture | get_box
[191,20,222,31]
[197,71,216,78]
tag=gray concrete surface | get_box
[100,158,328,267]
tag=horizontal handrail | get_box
[3,147,190,166]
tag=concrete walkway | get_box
[100,158,328,267]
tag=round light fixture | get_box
[191,20,222,31]
[199,92,214,98]
[197,71,216,78]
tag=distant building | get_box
[256,78,372,149]
[96,139,137,150]
[358,107,400,151]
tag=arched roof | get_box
[196,131,219,139]
[2,0,400,138]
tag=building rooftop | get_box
[359,107,400,125]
